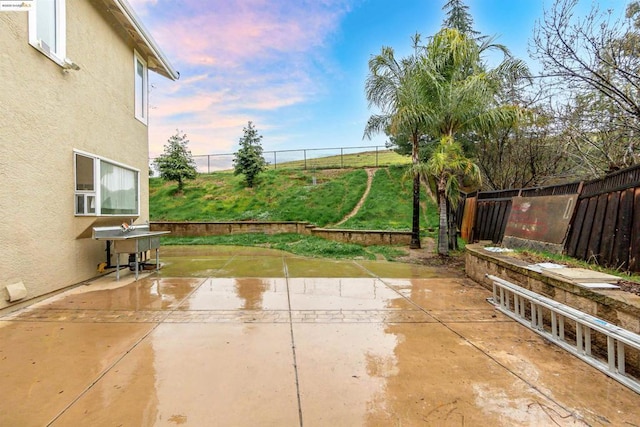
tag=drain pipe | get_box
[103,241,122,270]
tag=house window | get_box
[75,153,96,215]
[29,0,66,62]
[134,51,148,124]
[74,151,140,216]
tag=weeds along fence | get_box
[156,145,406,174]
[462,163,640,272]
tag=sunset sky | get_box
[129,0,627,166]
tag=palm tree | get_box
[418,28,529,255]
[365,28,528,254]
[364,41,426,249]
[427,137,481,254]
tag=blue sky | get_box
[130,0,627,165]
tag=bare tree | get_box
[475,73,578,189]
[532,0,640,173]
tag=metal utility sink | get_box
[93,224,170,280]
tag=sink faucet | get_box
[120,218,136,233]
[121,219,136,233]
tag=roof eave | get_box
[108,0,179,81]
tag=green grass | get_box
[273,169,368,226]
[161,233,407,261]
[150,168,369,226]
[514,248,640,283]
[270,149,411,170]
[339,165,439,232]
[151,164,441,237]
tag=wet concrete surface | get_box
[1,245,639,426]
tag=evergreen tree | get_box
[153,130,197,192]
[442,0,480,39]
[233,121,266,188]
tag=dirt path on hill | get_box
[333,168,376,227]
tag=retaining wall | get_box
[466,244,640,332]
[466,244,640,376]
[150,221,412,247]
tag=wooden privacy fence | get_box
[566,165,640,271]
[461,163,640,272]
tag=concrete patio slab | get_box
[288,278,418,311]
[387,278,498,313]
[356,259,447,279]
[160,257,231,277]
[43,277,203,311]
[212,255,286,277]
[0,320,154,427]
[294,322,575,426]
[449,321,640,426]
[285,257,371,277]
[1,245,639,426]
[51,323,299,426]
[178,278,290,311]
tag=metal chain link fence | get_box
[151,145,407,174]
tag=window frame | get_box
[134,50,148,124]
[28,0,67,65]
[74,150,140,217]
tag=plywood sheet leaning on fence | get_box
[460,196,476,241]
[502,195,578,253]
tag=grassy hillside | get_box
[150,165,437,232]
[271,149,411,170]
[341,167,438,231]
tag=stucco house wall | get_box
[0,0,176,310]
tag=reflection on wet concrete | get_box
[52,323,299,426]
[288,278,415,311]
[1,245,639,426]
[214,256,286,277]
[357,259,445,279]
[159,257,230,277]
[389,278,499,315]
[285,257,371,277]
[179,278,289,311]
[235,278,269,310]
[42,277,203,311]
[294,323,397,425]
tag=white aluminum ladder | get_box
[486,274,640,394]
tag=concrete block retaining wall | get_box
[150,221,412,247]
[310,228,412,246]
[151,221,312,237]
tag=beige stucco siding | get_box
[0,0,154,309]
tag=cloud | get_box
[138,0,356,158]
[126,0,158,16]
[146,0,352,67]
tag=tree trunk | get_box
[438,190,449,256]
[448,199,458,250]
[410,132,421,249]
[410,173,421,248]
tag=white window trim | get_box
[28,0,67,66]
[74,152,96,215]
[134,50,148,124]
[74,150,141,217]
